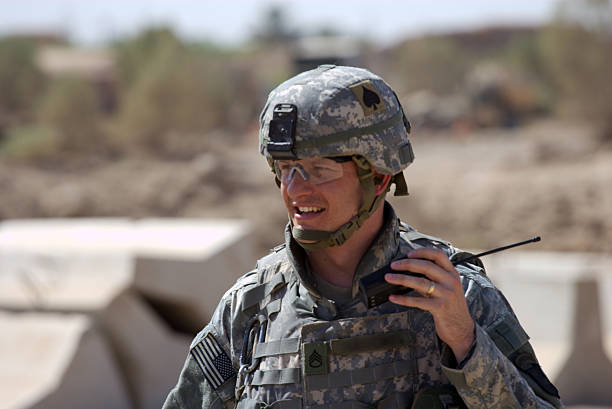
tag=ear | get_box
[373,172,392,195]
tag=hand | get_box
[385,248,475,362]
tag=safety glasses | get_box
[273,157,352,185]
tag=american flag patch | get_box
[190,334,236,389]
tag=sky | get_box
[1,0,560,47]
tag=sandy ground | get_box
[1,118,610,258]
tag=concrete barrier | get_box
[486,251,612,406]
[0,312,132,409]
[555,279,612,406]
[3,219,609,407]
[132,219,256,333]
[0,218,254,409]
[97,289,192,409]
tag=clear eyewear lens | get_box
[274,158,345,185]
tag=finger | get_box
[390,258,453,285]
[407,248,457,275]
[388,293,438,311]
[385,273,449,299]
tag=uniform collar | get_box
[284,223,318,294]
[283,201,402,298]
[350,201,401,296]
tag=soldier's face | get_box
[280,158,363,237]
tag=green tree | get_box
[114,27,181,94]
[37,76,102,153]
[115,38,230,155]
[113,26,274,156]
[540,0,612,140]
[1,76,102,162]
[0,37,46,130]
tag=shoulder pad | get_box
[271,243,286,253]
[399,223,451,247]
[450,251,485,270]
[240,247,291,312]
[255,247,288,283]
[399,224,487,273]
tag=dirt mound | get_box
[391,120,611,253]
[1,119,610,256]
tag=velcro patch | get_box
[302,341,329,376]
[349,80,387,116]
[191,334,236,390]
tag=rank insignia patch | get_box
[302,341,329,376]
[191,334,236,389]
[349,80,387,116]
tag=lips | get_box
[293,205,326,223]
[296,206,324,214]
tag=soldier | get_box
[163,65,562,409]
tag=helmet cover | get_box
[259,65,414,176]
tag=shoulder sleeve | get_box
[440,264,563,409]
[163,271,259,409]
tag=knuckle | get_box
[435,297,452,311]
[436,287,451,301]
[448,277,462,292]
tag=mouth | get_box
[295,206,325,215]
[293,205,326,222]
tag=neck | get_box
[306,205,385,288]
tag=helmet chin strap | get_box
[291,156,388,251]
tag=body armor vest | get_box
[227,225,560,409]
[234,229,463,409]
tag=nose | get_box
[284,169,313,197]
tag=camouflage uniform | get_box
[163,204,561,409]
[163,65,561,408]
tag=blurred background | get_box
[0,0,611,252]
[0,1,611,408]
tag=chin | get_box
[293,221,327,232]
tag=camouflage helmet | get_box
[258,65,414,250]
[259,65,414,179]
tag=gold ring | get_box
[425,282,436,297]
